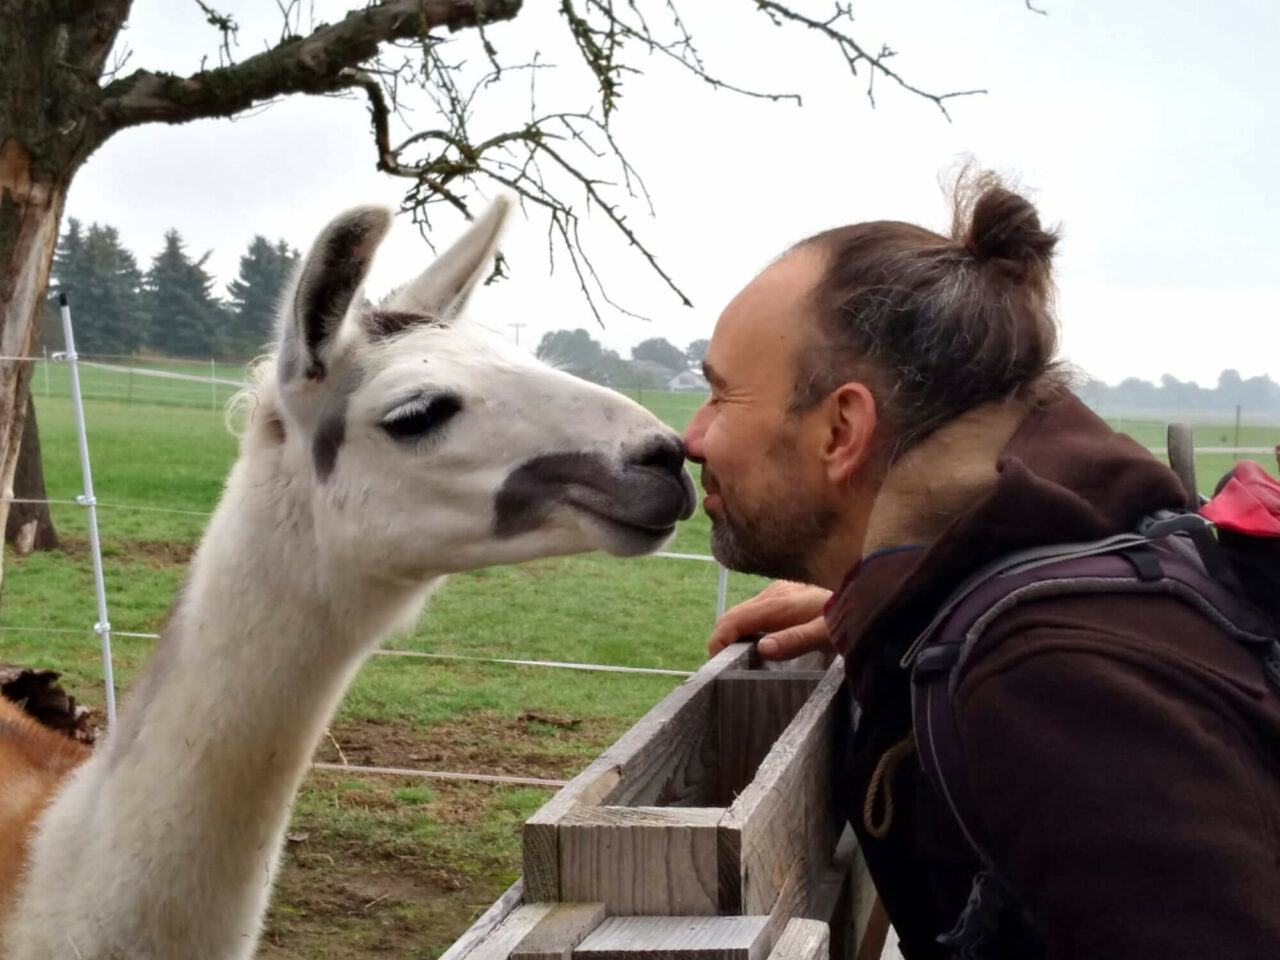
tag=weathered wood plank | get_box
[574,916,770,960]
[438,878,525,960]
[511,902,608,960]
[759,849,809,953]
[752,649,832,673]
[524,643,753,901]
[849,846,878,960]
[804,827,859,960]
[608,688,718,809]
[855,898,891,960]
[767,919,830,960]
[714,671,825,805]
[453,904,555,960]
[559,806,722,915]
[719,659,848,916]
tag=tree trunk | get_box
[0,140,67,593]
[0,2,127,597]
[5,390,57,556]
[0,148,68,580]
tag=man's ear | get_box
[822,382,878,484]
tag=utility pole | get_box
[509,322,527,347]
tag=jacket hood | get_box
[827,387,1190,691]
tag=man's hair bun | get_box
[797,166,1063,457]
[956,174,1058,286]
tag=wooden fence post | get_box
[444,643,872,960]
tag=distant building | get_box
[667,369,709,393]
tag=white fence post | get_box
[715,564,728,621]
[57,294,117,727]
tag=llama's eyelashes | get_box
[380,393,464,443]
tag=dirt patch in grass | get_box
[260,714,611,958]
[317,713,608,782]
[57,534,195,568]
[261,825,484,960]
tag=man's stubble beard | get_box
[704,450,837,585]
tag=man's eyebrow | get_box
[701,360,727,389]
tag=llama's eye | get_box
[380,394,463,442]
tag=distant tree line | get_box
[54,226,1274,418]
[1078,370,1280,417]
[41,219,300,361]
[536,330,708,389]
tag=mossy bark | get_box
[0,1,128,593]
[5,392,57,556]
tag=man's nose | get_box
[682,401,711,465]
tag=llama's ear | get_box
[381,195,511,321]
[279,206,392,383]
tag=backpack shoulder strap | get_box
[904,527,1280,955]
[908,525,1280,868]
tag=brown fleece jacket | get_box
[826,389,1280,960]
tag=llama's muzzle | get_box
[493,435,696,544]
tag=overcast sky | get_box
[67,0,1279,388]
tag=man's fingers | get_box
[756,617,832,660]
[707,604,805,656]
[705,583,834,657]
[707,612,763,656]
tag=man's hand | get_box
[707,580,834,660]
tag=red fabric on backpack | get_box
[1201,460,1280,537]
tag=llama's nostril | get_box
[628,435,687,478]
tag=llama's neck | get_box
[6,446,436,960]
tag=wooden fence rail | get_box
[440,643,892,960]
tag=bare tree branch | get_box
[752,1,985,118]
[335,0,991,323]
[193,1,240,67]
[72,0,135,80]
[348,56,682,323]
[561,0,803,121]
[92,0,992,326]
[94,0,523,132]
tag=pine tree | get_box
[42,218,88,350]
[226,236,298,359]
[144,230,226,359]
[47,221,146,355]
[78,224,145,355]
[50,218,88,295]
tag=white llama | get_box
[0,196,695,959]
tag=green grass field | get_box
[29,355,248,410]
[2,374,1278,957]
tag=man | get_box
[682,177,1280,959]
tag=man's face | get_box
[683,247,837,584]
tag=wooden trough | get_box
[440,643,886,960]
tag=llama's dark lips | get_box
[570,499,679,537]
[494,452,694,539]
[572,504,678,558]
